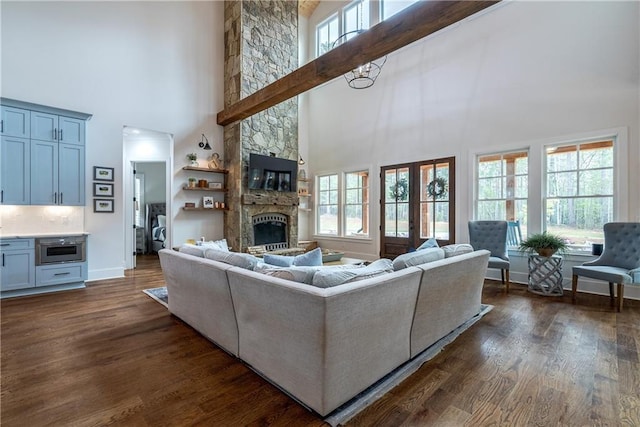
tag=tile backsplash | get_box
[0,206,84,235]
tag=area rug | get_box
[142,287,168,308]
[323,304,493,426]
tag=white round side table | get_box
[528,254,564,296]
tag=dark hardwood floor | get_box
[2,255,639,426]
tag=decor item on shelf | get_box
[198,179,208,188]
[187,153,198,166]
[202,196,214,209]
[332,1,386,89]
[427,176,448,200]
[184,202,196,208]
[519,232,568,257]
[198,134,212,150]
[299,168,306,180]
[208,152,221,170]
[389,178,409,202]
[209,182,223,190]
[188,177,197,188]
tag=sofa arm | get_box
[227,266,422,416]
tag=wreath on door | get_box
[427,177,448,200]
[389,178,409,202]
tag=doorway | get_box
[380,157,455,258]
[123,127,173,270]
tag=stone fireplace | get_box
[222,0,299,253]
[252,213,289,250]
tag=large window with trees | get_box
[476,150,529,237]
[316,171,370,237]
[545,140,614,248]
[316,14,339,56]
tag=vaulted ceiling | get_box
[298,0,320,18]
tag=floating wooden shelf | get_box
[182,207,228,211]
[298,177,310,182]
[183,186,227,192]
[182,166,228,174]
[298,193,312,197]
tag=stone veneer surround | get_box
[223,0,299,252]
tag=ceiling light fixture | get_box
[332,2,386,89]
[198,134,212,150]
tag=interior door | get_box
[380,157,455,258]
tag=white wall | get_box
[306,2,639,297]
[1,1,225,280]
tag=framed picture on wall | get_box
[94,166,114,181]
[94,199,114,213]
[93,183,114,197]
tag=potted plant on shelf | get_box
[188,177,197,188]
[519,231,568,257]
[187,153,198,166]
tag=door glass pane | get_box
[419,202,434,239]
[435,202,449,239]
[397,203,409,237]
[385,203,397,236]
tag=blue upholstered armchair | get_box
[572,222,640,312]
[468,221,510,292]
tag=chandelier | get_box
[332,30,387,89]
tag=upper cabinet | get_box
[31,112,85,145]
[1,106,30,138]
[0,98,91,206]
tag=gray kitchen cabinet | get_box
[1,106,30,138]
[1,136,30,205]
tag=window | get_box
[316,171,370,237]
[316,14,339,56]
[545,140,614,247]
[344,0,370,36]
[381,0,419,20]
[476,150,528,237]
[344,171,369,236]
[317,174,339,235]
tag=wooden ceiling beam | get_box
[217,0,500,126]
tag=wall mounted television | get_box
[248,153,297,192]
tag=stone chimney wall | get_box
[223,0,299,252]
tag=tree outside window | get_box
[545,140,613,248]
[317,174,339,235]
[344,171,369,236]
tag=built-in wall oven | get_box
[35,236,86,266]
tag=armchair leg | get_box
[501,270,505,284]
[571,275,578,303]
[609,282,615,307]
[617,284,624,312]
[505,269,510,294]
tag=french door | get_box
[380,157,455,258]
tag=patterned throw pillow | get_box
[311,259,393,288]
[392,247,445,271]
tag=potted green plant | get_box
[187,153,198,166]
[188,177,197,188]
[519,231,568,257]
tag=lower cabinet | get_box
[36,262,87,287]
[0,239,36,291]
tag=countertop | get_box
[0,232,90,239]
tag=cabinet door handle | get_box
[60,193,63,205]
[54,272,71,276]
[60,129,63,141]
[1,119,3,133]
[2,254,4,267]
[0,243,9,247]
[1,189,3,203]
[54,192,57,204]
[54,128,58,140]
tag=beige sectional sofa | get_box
[158,247,490,416]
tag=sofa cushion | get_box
[263,247,323,267]
[201,238,230,252]
[204,248,260,270]
[179,244,206,257]
[442,244,474,258]
[254,264,319,284]
[393,247,444,271]
[311,259,393,288]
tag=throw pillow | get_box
[442,244,474,258]
[417,238,439,250]
[263,253,294,267]
[200,239,229,252]
[157,215,166,227]
[254,264,319,284]
[204,248,260,270]
[392,247,445,271]
[293,247,323,266]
